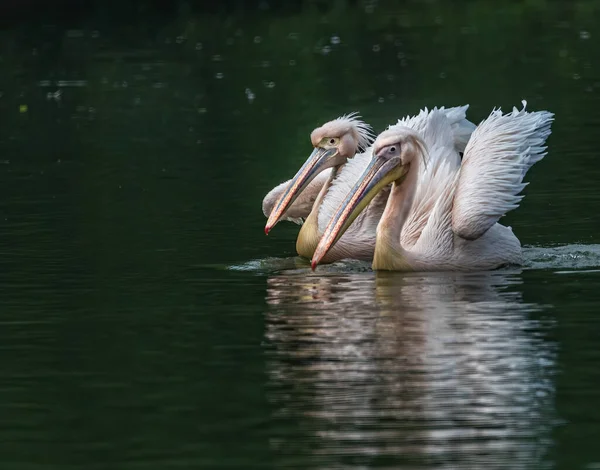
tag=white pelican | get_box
[311,102,554,271]
[262,107,476,263]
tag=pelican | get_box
[262,107,476,263]
[312,102,554,271]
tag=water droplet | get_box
[372,44,380,52]
[195,42,203,50]
[245,88,255,103]
[66,30,84,38]
[122,81,128,88]
[439,71,447,79]
[46,89,62,100]
[397,52,405,59]
[212,54,222,62]
[580,30,590,40]
[261,60,270,68]
[176,36,184,44]
[288,59,296,66]
[198,107,207,114]
[56,80,87,87]
[573,73,581,80]
[321,45,331,55]
[388,93,396,100]
[287,32,299,40]
[215,72,224,79]
[267,81,275,88]
[330,35,340,45]
[19,104,28,113]
[378,97,384,103]
[254,36,262,44]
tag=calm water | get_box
[1,1,600,468]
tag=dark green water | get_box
[1,1,600,468]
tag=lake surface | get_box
[1,1,600,468]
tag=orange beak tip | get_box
[311,260,317,271]
[264,225,271,235]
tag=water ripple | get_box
[263,270,557,468]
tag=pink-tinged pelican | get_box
[263,113,378,263]
[262,107,476,263]
[312,102,554,271]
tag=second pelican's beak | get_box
[265,147,339,234]
[311,155,409,269]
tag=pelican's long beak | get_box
[265,147,339,234]
[311,155,408,270]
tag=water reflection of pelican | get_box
[264,270,557,468]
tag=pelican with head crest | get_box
[312,102,554,271]
[263,113,379,262]
[262,107,476,263]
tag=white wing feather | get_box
[395,106,474,246]
[452,101,554,240]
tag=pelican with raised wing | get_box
[311,102,553,271]
[262,107,476,263]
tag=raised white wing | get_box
[394,104,476,168]
[398,106,474,246]
[452,101,554,240]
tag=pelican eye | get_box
[390,146,396,152]
[321,136,339,148]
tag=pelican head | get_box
[264,113,374,234]
[311,126,426,269]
